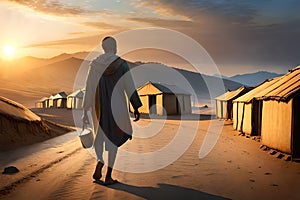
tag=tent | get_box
[52,92,67,108]
[67,89,85,109]
[215,86,252,119]
[35,97,48,108]
[232,77,281,135]
[47,95,55,108]
[130,81,191,115]
[256,66,300,158]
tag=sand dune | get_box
[0,96,73,151]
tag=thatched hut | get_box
[257,66,300,158]
[52,92,67,108]
[35,97,48,108]
[67,89,85,109]
[47,94,55,108]
[232,77,281,136]
[130,81,191,115]
[215,86,252,120]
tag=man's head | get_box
[102,36,117,54]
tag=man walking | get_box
[82,36,142,185]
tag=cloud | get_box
[25,27,127,49]
[6,0,86,16]
[25,35,101,48]
[127,17,193,28]
[133,0,258,24]
[68,32,87,35]
[7,0,300,74]
[130,0,300,73]
[81,21,122,30]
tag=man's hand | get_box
[82,110,89,125]
[133,109,140,122]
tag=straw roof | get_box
[256,66,300,102]
[234,66,300,103]
[138,81,190,96]
[52,92,67,100]
[233,77,281,103]
[68,89,85,98]
[215,86,250,101]
[36,97,48,103]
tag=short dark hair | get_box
[102,36,113,42]
[102,36,117,53]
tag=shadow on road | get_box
[95,182,230,200]
[131,113,216,121]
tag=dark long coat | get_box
[83,54,142,147]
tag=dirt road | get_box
[1,118,300,200]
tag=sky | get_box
[0,0,300,75]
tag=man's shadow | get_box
[130,113,215,121]
[94,181,230,200]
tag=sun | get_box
[2,45,16,57]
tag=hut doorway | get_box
[292,94,300,158]
[149,95,157,115]
[251,99,263,136]
[176,96,181,115]
[227,101,233,119]
[220,101,224,118]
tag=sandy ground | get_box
[0,109,300,200]
[30,108,78,127]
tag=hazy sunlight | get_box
[2,45,15,58]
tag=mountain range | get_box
[220,71,283,87]
[0,52,280,108]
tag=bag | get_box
[79,111,94,148]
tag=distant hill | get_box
[16,57,90,97]
[0,52,242,107]
[47,51,101,62]
[0,57,90,107]
[176,68,243,99]
[127,62,243,101]
[0,52,100,77]
[70,51,101,61]
[226,71,283,86]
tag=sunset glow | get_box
[0,0,299,74]
[2,45,15,58]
